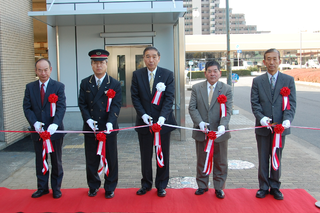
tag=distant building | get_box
[183,0,269,35]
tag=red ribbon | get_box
[48,94,58,117]
[217,94,227,118]
[151,123,164,168]
[280,87,291,111]
[272,124,284,171]
[39,131,54,175]
[203,131,217,175]
[96,132,109,176]
[106,89,116,112]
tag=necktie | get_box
[97,79,101,90]
[208,85,214,105]
[41,83,45,106]
[149,72,154,94]
[270,76,275,90]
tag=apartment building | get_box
[184,0,267,35]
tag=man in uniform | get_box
[78,49,122,199]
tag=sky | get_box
[220,0,320,33]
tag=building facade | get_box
[0,0,35,148]
[183,0,267,35]
[28,0,187,139]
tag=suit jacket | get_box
[131,66,177,134]
[251,72,296,136]
[23,79,66,141]
[189,80,232,142]
[78,73,121,137]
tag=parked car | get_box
[306,59,320,69]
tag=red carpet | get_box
[0,187,319,213]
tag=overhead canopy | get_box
[28,8,186,27]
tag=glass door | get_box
[106,46,148,124]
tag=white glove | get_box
[142,114,153,125]
[47,123,58,135]
[199,121,210,133]
[106,122,113,134]
[282,120,290,129]
[86,119,98,131]
[260,116,272,127]
[34,121,45,132]
[216,125,225,138]
[157,116,166,126]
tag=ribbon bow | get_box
[151,123,164,168]
[106,89,116,112]
[96,132,109,176]
[272,124,285,171]
[39,131,54,175]
[152,82,166,105]
[203,131,217,175]
[217,94,227,118]
[280,87,291,111]
[48,94,58,117]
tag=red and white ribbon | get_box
[96,133,109,176]
[48,94,58,117]
[280,87,291,111]
[203,131,217,175]
[152,82,166,105]
[39,131,54,175]
[217,94,227,118]
[271,124,284,171]
[151,91,162,105]
[106,89,116,112]
[152,123,164,168]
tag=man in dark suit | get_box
[23,58,66,199]
[189,60,232,199]
[251,48,296,200]
[131,46,177,197]
[78,49,122,199]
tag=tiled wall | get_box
[0,0,35,146]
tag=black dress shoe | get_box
[105,191,114,199]
[136,187,151,195]
[256,189,269,198]
[88,188,99,197]
[270,188,283,200]
[53,190,62,199]
[195,188,208,195]
[31,189,49,198]
[215,190,225,199]
[157,188,166,197]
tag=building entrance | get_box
[106,46,148,124]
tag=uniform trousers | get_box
[84,134,118,192]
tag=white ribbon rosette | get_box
[151,82,166,105]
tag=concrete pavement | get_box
[1,78,320,201]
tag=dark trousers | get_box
[84,134,118,192]
[256,134,286,190]
[34,137,64,192]
[138,131,171,190]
